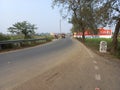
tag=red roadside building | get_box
[73,27,112,38]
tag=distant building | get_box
[73,27,112,38]
[50,32,55,36]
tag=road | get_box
[0,37,120,90]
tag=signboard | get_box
[99,41,107,53]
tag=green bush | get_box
[81,38,120,59]
[10,35,24,40]
[0,33,13,49]
[0,33,11,41]
[85,38,112,50]
[46,36,54,41]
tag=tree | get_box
[52,0,99,42]
[53,0,120,53]
[8,21,37,39]
[93,0,120,54]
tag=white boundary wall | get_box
[74,35,112,38]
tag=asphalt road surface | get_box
[0,37,120,90]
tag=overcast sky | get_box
[0,0,72,34]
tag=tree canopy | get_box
[94,0,120,53]
[8,21,37,39]
[52,0,120,53]
[52,0,100,42]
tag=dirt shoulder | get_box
[85,43,120,63]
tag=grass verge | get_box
[77,38,120,59]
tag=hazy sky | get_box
[0,0,72,34]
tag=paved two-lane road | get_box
[0,37,120,90]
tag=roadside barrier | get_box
[0,38,48,50]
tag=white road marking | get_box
[95,74,101,81]
[93,60,97,64]
[8,62,11,64]
[95,88,100,90]
[94,65,99,70]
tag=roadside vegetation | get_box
[0,21,54,52]
[0,33,53,52]
[77,38,120,59]
[0,33,11,41]
[0,34,53,52]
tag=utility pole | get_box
[59,10,62,34]
[60,19,61,34]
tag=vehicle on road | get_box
[61,33,66,38]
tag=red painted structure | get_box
[74,27,112,38]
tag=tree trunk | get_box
[24,33,29,39]
[82,27,85,43]
[111,19,120,54]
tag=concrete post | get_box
[99,41,107,53]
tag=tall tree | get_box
[52,0,99,42]
[93,0,120,54]
[8,21,37,39]
[53,0,120,53]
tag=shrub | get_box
[0,33,10,41]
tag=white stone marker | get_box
[99,41,107,53]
